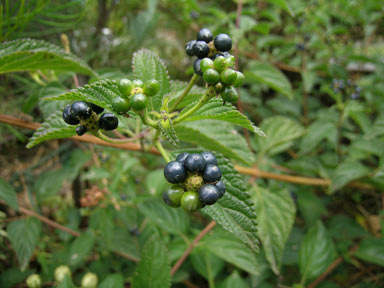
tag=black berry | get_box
[176,152,190,164]
[88,103,104,114]
[99,113,118,131]
[76,125,87,136]
[200,151,217,165]
[193,41,210,58]
[164,161,187,184]
[71,101,92,120]
[203,164,222,183]
[63,105,79,125]
[185,153,206,172]
[197,28,213,43]
[194,58,203,76]
[216,180,226,198]
[198,184,220,205]
[214,34,232,52]
[185,40,196,56]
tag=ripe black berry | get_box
[203,164,222,183]
[76,125,87,136]
[200,151,217,165]
[176,152,190,164]
[194,58,203,76]
[214,34,232,52]
[71,101,92,120]
[164,161,187,184]
[185,40,197,56]
[88,103,104,114]
[185,153,206,172]
[63,105,79,125]
[216,180,226,198]
[198,184,220,205]
[197,28,213,43]
[99,113,118,131]
[193,41,210,59]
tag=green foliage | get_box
[354,238,384,267]
[0,179,18,209]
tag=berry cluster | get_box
[114,78,160,113]
[80,186,107,207]
[62,101,118,135]
[332,79,361,99]
[162,152,225,212]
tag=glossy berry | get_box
[213,56,227,72]
[176,152,190,164]
[215,82,224,92]
[221,86,239,103]
[216,180,226,198]
[99,113,118,131]
[88,103,104,114]
[143,80,160,97]
[200,58,214,73]
[26,274,41,288]
[234,71,245,87]
[54,265,71,283]
[197,28,213,43]
[181,191,201,212]
[225,54,236,67]
[112,96,130,113]
[164,161,187,184]
[76,125,87,136]
[193,41,210,58]
[214,33,232,52]
[220,69,238,85]
[185,40,196,56]
[130,93,148,111]
[132,79,144,88]
[198,184,220,205]
[162,185,184,207]
[63,105,79,125]
[200,151,217,165]
[185,153,206,172]
[81,272,98,288]
[203,164,222,182]
[118,79,134,97]
[194,58,203,76]
[71,101,92,120]
[203,68,220,84]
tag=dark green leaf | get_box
[330,160,370,192]
[68,231,95,267]
[57,275,76,288]
[99,274,125,288]
[354,238,384,267]
[0,179,18,209]
[190,247,225,280]
[299,120,337,154]
[218,271,249,288]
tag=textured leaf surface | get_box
[354,238,384,267]
[26,111,76,148]
[131,237,170,288]
[7,218,41,270]
[0,179,18,209]
[201,155,259,252]
[175,120,254,164]
[68,231,95,267]
[181,99,265,136]
[252,187,296,274]
[299,221,337,281]
[0,39,96,76]
[132,49,170,111]
[167,80,205,109]
[330,159,370,192]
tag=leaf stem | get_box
[95,130,142,144]
[139,108,158,128]
[170,73,199,112]
[155,140,171,162]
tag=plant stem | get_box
[139,108,158,128]
[155,140,171,162]
[95,130,141,144]
[170,73,199,112]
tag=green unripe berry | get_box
[215,82,224,92]
[184,173,204,191]
[220,68,237,85]
[180,191,201,212]
[203,69,220,84]
[112,96,130,113]
[132,79,144,88]
[118,79,134,97]
[226,55,236,67]
[143,79,160,97]
[221,86,239,103]
[54,265,71,283]
[81,272,98,288]
[200,58,214,73]
[162,185,184,207]
[130,93,148,111]
[234,71,245,87]
[213,56,227,72]
[26,274,41,288]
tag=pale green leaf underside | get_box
[0,39,97,77]
[181,98,265,136]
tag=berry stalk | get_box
[170,73,200,112]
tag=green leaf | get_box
[218,271,249,288]
[354,238,384,267]
[297,190,325,227]
[180,99,265,136]
[330,160,370,192]
[299,221,337,282]
[0,179,18,209]
[132,49,171,111]
[7,217,41,270]
[201,155,259,252]
[175,120,254,164]
[131,237,170,288]
[0,39,96,76]
[99,274,125,288]
[245,61,293,99]
[266,0,294,16]
[299,120,337,154]
[26,111,76,148]
[57,275,76,288]
[138,199,189,235]
[167,80,205,109]
[67,231,95,267]
[252,187,296,274]
[190,247,225,280]
[256,116,304,156]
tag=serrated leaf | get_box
[175,120,254,164]
[180,98,265,136]
[252,187,296,274]
[0,39,96,76]
[158,119,179,147]
[218,271,249,288]
[354,238,384,267]
[26,111,76,148]
[245,61,293,99]
[330,159,370,192]
[132,49,170,111]
[67,231,95,267]
[0,179,18,209]
[131,237,170,288]
[99,274,125,288]
[299,221,337,282]
[299,120,337,154]
[167,80,205,109]
[7,218,41,270]
[201,155,259,252]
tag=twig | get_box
[170,220,216,276]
